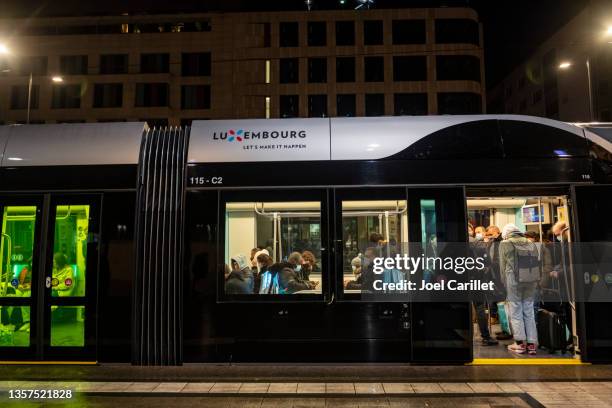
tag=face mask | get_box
[555,235,562,242]
[351,265,357,272]
[295,265,302,272]
[475,233,484,241]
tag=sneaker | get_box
[508,342,526,354]
[527,343,537,355]
[481,337,499,346]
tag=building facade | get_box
[0,8,485,126]
[488,6,612,122]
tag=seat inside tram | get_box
[466,195,577,360]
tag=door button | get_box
[45,277,51,288]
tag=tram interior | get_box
[0,205,88,348]
[467,195,577,359]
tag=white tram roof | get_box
[0,122,147,167]
[187,115,588,163]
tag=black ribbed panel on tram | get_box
[133,127,190,366]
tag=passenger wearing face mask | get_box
[278,252,317,294]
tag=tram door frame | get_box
[571,184,612,363]
[0,193,100,362]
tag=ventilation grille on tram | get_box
[133,126,190,366]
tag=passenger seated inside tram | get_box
[345,247,377,291]
[225,254,254,295]
[344,256,362,290]
[257,253,277,294]
[301,250,318,279]
[277,252,317,294]
[52,253,75,297]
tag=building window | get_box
[505,86,513,97]
[308,95,327,117]
[51,84,82,109]
[135,83,169,107]
[336,57,355,83]
[59,55,88,75]
[308,58,327,83]
[280,22,299,47]
[518,75,527,89]
[437,92,482,114]
[263,23,271,47]
[280,95,299,118]
[10,85,39,109]
[436,55,480,82]
[265,96,271,119]
[280,58,299,84]
[435,19,479,45]
[393,56,427,81]
[308,22,327,46]
[364,20,383,45]
[181,52,211,76]
[336,21,355,46]
[93,83,123,108]
[519,99,527,112]
[265,60,271,83]
[19,56,47,76]
[181,85,211,109]
[532,89,543,104]
[140,53,169,74]
[364,56,384,82]
[336,94,356,117]
[392,20,426,44]
[365,94,385,116]
[394,93,428,115]
[100,54,128,74]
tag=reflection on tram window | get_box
[51,205,89,298]
[0,206,37,299]
[341,200,408,292]
[225,201,322,295]
[0,306,30,347]
[50,305,85,347]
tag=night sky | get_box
[1,0,591,88]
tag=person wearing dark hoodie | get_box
[274,259,315,294]
[499,224,539,355]
[225,254,254,295]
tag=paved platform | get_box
[1,381,612,407]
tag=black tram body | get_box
[0,115,611,365]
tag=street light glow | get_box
[51,76,64,83]
[0,43,10,54]
[607,26,612,36]
[558,61,572,69]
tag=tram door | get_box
[0,194,100,361]
[572,185,612,363]
[408,187,472,363]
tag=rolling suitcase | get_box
[537,308,568,353]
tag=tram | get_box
[0,115,610,365]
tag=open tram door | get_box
[572,185,612,363]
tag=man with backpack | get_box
[499,224,541,355]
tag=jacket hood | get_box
[231,253,250,270]
[502,223,522,240]
[270,262,293,274]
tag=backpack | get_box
[511,241,541,283]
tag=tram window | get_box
[388,120,502,160]
[342,200,408,292]
[1,206,37,299]
[50,306,85,347]
[51,205,89,298]
[499,120,588,158]
[225,202,322,295]
[0,306,30,346]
